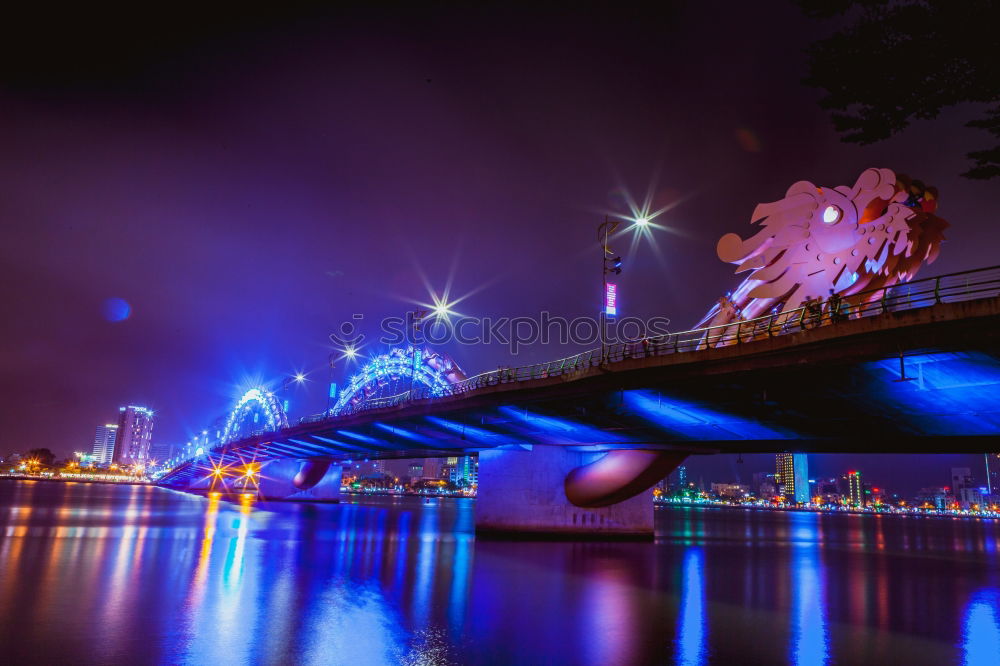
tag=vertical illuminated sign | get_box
[605,283,618,317]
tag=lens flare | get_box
[102,297,131,322]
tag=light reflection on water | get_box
[675,548,705,666]
[1,482,999,665]
[789,521,829,666]
[963,589,1000,666]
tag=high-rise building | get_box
[985,454,1000,497]
[752,472,779,499]
[916,487,950,509]
[847,470,863,506]
[91,424,119,466]
[113,406,155,466]
[776,453,809,503]
[147,439,173,466]
[448,455,478,487]
[951,467,973,493]
[677,465,688,489]
[951,466,984,507]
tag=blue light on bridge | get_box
[497,406,623,444]
[374,422,441,446]
[621,390,790,439]
[865,352,1000,436]
[312,435,369,452]
[220,388,289,444]
[331,347,457,414]
[336,430,382,444]
[425,416,528,447]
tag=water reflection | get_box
[789,523,829,665]
[963,589,1000,665]
[675,548,706,666]
[1,482,999,664]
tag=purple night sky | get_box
[1,3,996,494]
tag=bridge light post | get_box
[281,373,307,418]
[409,310,428,401]
[327,352,337,416]
[598,216,621,364]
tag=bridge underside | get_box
[160,297,1000,536]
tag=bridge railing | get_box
[330,264,1000,414]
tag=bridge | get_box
[159,264,1000,536]
[158,169,1000,537]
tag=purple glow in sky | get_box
[0,3,996,492]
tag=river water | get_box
[1,480,998,665]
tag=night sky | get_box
[2,2,996,494]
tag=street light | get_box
[282,372,308,415]
[597,216,622,363]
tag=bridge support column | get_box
[476,445,676,539]
[257,459,343,501]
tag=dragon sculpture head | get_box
[697,167,948,328]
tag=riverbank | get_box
[657,497,1000,520]
[0,474,149,486]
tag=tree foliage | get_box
[25,448,56,466]
[797,0,1000,178]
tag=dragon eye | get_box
[822,205,842,224]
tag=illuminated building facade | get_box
[986,454,1000,502]
[847,470,863,507]
[448,455,478,487]
[91,424,118,466]
[776,453,809,504]
[148,439,173,466]
[951,467,983,507]
[113,406,155,466]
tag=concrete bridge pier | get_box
[256,459,343,501]
[476,445,685,539]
